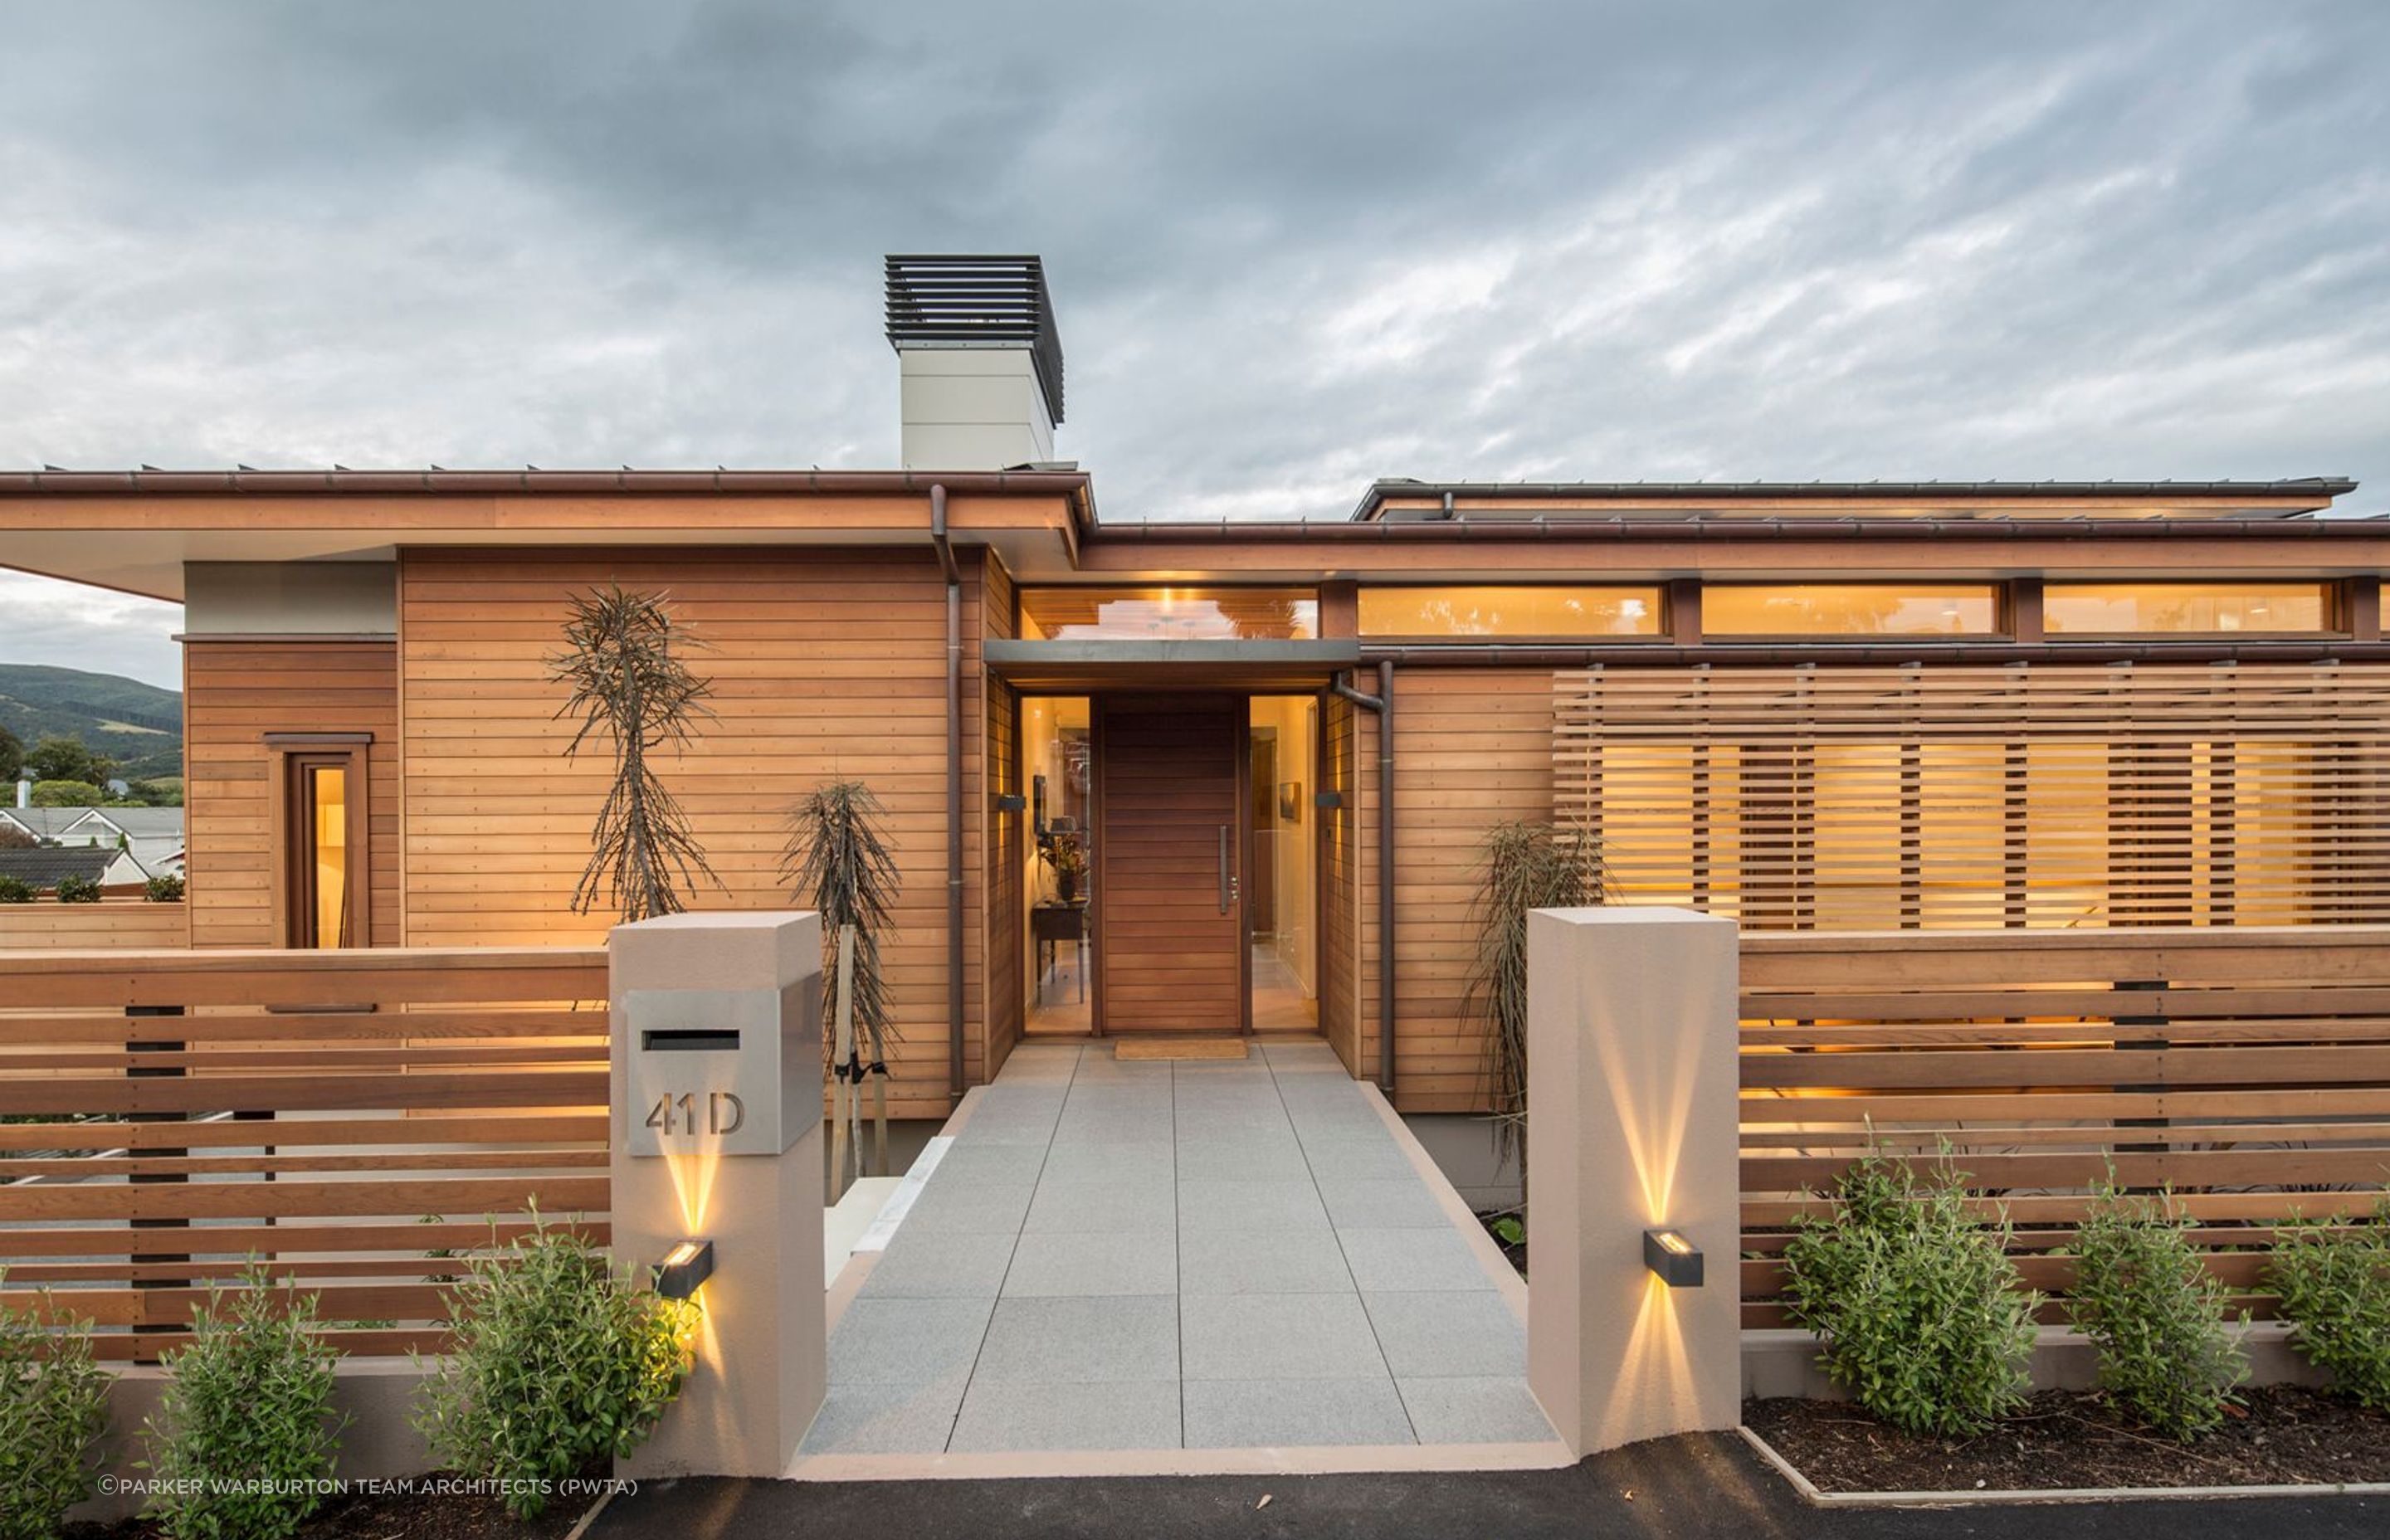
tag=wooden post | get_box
[830,924,857,1201]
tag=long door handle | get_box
[1219,824,1233,913]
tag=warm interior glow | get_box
[2043,582,2332,634]
[1358,585,1663,638]
[1702,583,1999,636]
[1020,587,1318,641]
[309,766,348,947]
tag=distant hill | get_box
[0,664,183,782]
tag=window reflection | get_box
[1704,585,1999,636]
[1019,588,1317,641]
[1358,586,1662,637]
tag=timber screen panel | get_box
[1554,661,2390,928]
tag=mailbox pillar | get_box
[610,912,826,1479]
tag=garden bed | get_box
[1746,1387,2390,1494]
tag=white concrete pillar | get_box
[1525,906,1741,1455]
[609,913,826,1478]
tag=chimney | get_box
[885,255,1066,470]
[15,778,27,808]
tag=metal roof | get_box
[1352,478,2359,521]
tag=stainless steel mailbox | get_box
[623,977,821,1157]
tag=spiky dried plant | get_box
[547,585,719,923]
[1463,820,1607,1174]
[784,779,903,1067]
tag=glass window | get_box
[1019,587,1317,641]
[285,758,352,948]
[2042,582,2332,634]
[1357,586,1662,637]
[1703,584,2000,636]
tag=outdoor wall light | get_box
[1314,790,1344,809]
[993,793,1027,813]
[654,1239,715,1300]
[1642,1228,1703,1288]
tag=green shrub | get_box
[2270,1203,2390,1410]
[0,1279,110,1540]
[0,874,32,903]
[145,872,187,903]
[1782,1147,2040,1437]
[412,1221,695,1520]
[142,1266,347,1540]
[28,779,104,807]
[55,874,102,904]
[2068,1185,2246,1439]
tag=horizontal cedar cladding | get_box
[397,547,983,1118]
[183,640,399,949]
[1363,668,1556,1114]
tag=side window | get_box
[268,735,371,948]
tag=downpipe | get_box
[932,485,965,1104]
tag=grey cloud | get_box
[0,0,2380,643]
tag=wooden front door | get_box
[1095,694,1248,1032]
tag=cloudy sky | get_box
[2,1,2386,689]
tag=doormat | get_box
[1115,1039,1250,1061]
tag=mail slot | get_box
[624,977,820,1157]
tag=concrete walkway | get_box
[795,1040,1564,1475]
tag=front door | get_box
[1094,694,1248,1032]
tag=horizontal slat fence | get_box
[1559,661,2390,928]
[1739,925,2390,1327]
[0,946,609,1359]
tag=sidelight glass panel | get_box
[1703,584,1999,636]
[1023,697,1095,1031]
[1019,587,1317,641]
[2042,582,2332,634]
[1357,585,1662,638]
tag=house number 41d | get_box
[645,1091,746,1138]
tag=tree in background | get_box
[23,735,113,788]
[28,781,103,808]
[0,824,32,851]
[0,724,22,783]
[547,585,720,923]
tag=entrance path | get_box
[793,1040,1566,1476]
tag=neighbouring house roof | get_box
[0,845,120,888]
[60,807,183,841]
[1,807,90,841]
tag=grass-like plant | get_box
[2068,1183,2246,1439]
[142,1265,347,1540]
[2269,1201,2390,1410]
[548,584,720,923]
[1782,1147,2040,1438]
[412,1221,695,1520]
[784,778,903,1072]
[1461,820,1604,1172]
[0,1279,109,1540]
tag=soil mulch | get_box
[65,1481,598,1540]
[1747,1386,2390,1494]
[1476,1210,1527,1276]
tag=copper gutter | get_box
[930,485,966,1104]
[1358,641,2390,668]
